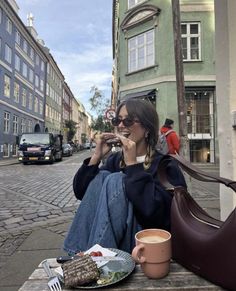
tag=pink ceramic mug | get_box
[132,229,172,279]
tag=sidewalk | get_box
[0,161,220,291]
[0,157,19,167]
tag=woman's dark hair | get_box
[116,98,159,150]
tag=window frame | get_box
[4,111,10,133]
[181,22,201,62]
[4,74,11,97]
[13,115,19,135]
[5,44,12,64]
[6,17,12,34]
[14,82,20,103]
[128,29,155,73]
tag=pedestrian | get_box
[160,118,180,154]
[63,99,186,254]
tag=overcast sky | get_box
[16,0,113,116]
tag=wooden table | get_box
[18,258,224,290]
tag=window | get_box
[35,74,39,87]
[4,75,11,97]
[22,88,27,107]
[29,68,34,83]
[36,54,40,65]
[23,39,28,53]
[34,97,38,112]
[12,143,18,156]
[5,44,12,64]
[3,144,9,157]
[15,30,21,45]
[29,93,33,110]
[39,101,43,115]
[40,79,44,91]
[6,17,12,34]
[21,118,26,133]
[15,54,20,71]
[128,0,145,9]
[41,61,45,71]
[27,120,33,133]
[181,22,201,61]
[4,112,10,133]
[30,47,34,60]
[14,82,20,102]
[22,62,28,78]
[128,29,154,73]
[13,115,19,134]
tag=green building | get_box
[112,0,216,163]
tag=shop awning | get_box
[122,89,156,100]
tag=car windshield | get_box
[20,134,50,145]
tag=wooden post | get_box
[171,0,189,159]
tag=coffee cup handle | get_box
[131,244,146,263]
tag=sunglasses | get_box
[111,117,139,127]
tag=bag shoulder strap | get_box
[158,154,236,193]
[165,129,174,136]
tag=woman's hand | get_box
[89,132,116,165]
[116,134,137,166]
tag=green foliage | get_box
[89,86,110,116]
[91,115,113,132]
[65,120,77,141]
[89,85,112,133]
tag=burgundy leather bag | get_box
[158,154,236,291]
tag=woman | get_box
[63,98,186,254]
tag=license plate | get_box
[29,157,38,161]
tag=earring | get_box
[145,132,149,138]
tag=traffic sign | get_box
[105,108,116,120]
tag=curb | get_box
[0,159,19,166]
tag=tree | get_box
[89,86,110,116]
[89,86,112,132]
[65,120,77,142]
[91,115,112,132]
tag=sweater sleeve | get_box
[73,158,100,200]
[73,153,120,200]
[123,160,186,230]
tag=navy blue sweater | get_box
[73,151,186,231]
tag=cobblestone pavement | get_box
[0,152,220,280]
[0,150,91,273]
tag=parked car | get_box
[83,142,91,149]
[62,144,73,157]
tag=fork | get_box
[42,259,62,291]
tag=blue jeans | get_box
[63,170,142,255]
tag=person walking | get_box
[63,99,186,254]
[160,119,180,154]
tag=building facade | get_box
[0,0,90,160]
[0,0,47,159]
[44,52,64,134]
[112,0,216,163]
